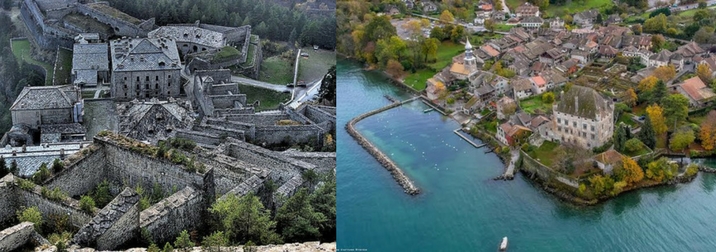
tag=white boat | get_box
[499,237,508,251]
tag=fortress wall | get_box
[281,151,335,173]
[140,187,203,245]
[226,114,289,125]
[76,4,149,37]
[214,108,255,116]
[97,139,206,195]
[175,129,223,147]
[45,147,107,197]
[210,94,246,109]
[0,176,18,222]
[226,141,314,182]
[193,124,247,142]
[285,107,314,125]
[305,106,336,129]
[254,125,324,146]
[210,83,239,95]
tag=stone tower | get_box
[464,38,477,73]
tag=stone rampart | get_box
[175,129,222,147]
[276,174,302,197]
[210,83,239,95]
[281,150,335,173]
[286,106,314,125]
[304,105,336,130]
[0,175,18,222]
[0,222,35,252]
[214,107,255,116]
[76,4,151,37]
[345,101,420,195]
[193,123,246,141]
[45,146,107,197]
[196,69,232,84]
[72,188,139,250]
[139,186,203,245]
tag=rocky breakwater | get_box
[345,99,420,195]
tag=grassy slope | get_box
[54,48,72,85]
[519,96,553,114]
[403,69,433,90]
[238,84,290,111]
[298,48,336,83]
[259,56,293,85]
[506,0,613,17]
[528,140,559,167]
[404,41,464,91]
[11,39,53,85]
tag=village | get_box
[379,0,716,204]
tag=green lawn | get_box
[212,45,241,62]
[519,96,553,114]
[527,140,559,167]
[622,142,651,157]
[403,69,433,91]
[81,91,95,99]
[495,23,513,32]
[11,39,53,85]
[259,56,293,85]
[297,48,336,83]
[617,113,637,127]
[677,6,716,18]
[241,43,257,67]
[428,41,464,71]
[238,84,291,111]
[54,48,73,85]
[505,0,613,17]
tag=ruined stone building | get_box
[72,34,109,87]
[547,86,614,149]
[0,131,334,249]
[117,99,194,143]
[20,0,155,50]
[109,37,182,100]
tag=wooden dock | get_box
[453,129,487,148]
[420,99,446,115]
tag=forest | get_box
[106,0,336,49]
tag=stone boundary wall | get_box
[345,101,420,195]
[204,118,254,132]
[520,150,578,188]
[0,222,35,251]
[286,106,315,125]
[196,153,261,194]
[140,186,203,245]
[311,105,336,115]
[193,74,214,117]
[214,107,255,116]
[276,174,303,197]
[210,83,239,95]
[193,123,246,142]
[196,69,232,83]
[45,146,107,197]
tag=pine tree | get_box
[638,114,657,149]
[615,124,628,152]
[0,156,7,177]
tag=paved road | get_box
[230,75,289,92]
[412,13,486,33]
[288,78,322,109]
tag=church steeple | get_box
[464,37,476,67]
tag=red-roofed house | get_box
[677,76,716,108]
[496,122,532,146]
[530,76,547,94]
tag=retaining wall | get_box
[16,186,92,229]
[226,140,314,183]
[345,101,420,195]
[254,125,324,146]
[520,150,578,188]
[45,146,107,197]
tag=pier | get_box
[453,129,487,148]
[420,98,447,115]
[346,97,421,195]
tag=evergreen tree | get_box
[275,188,327,242]
[615,124,628,152]
[652,80,667,104]
[0,156,7,177]
[638,115,657,149]
[10,160,17,175]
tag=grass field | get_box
[506,0,613,17]
[403,69,433,91]
[527,140,559,167]
[428,41,464,71]
[622,141,651,157]
[298,48,336,83]
[54,48,73,85]
[11,39,53,85]
[495,23,513,32]
[519,95,553,114]
[617,113,637,127]
[677,6,716,18]
[238,84,291,111]
[259,56,293,85]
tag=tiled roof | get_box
[531,76,547,87]
[149,26,226,49]
[555,85,610,120]
[110,38,182,72]
[11,86,73,110]
[680,76,716,101]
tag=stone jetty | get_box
[346,98,421,195]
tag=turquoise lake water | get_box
[336,59,716,251]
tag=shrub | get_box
[32,163,51,184]
[41,187,68,202]
[163,242,175,252]
[686,163,699,177]
[79,195,96,213]
[91,179,112,207]
[147,243,160,252]
[625,138,644,153]
[52,159,64,173]
[17,206,43,232]
[174,230,194,250]
[16,178,36,191]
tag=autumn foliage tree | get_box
[386,59,405,78]
[699,111,716,151]
[697,63,712,83]
[620,156,644,186]
[646,104,668,135]
[624,88,637,107]
[439,10,455,23]
[669,127,695,152]
[652,65,676,82]
[638,76,658,92]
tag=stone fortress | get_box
[4,0,336,250]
